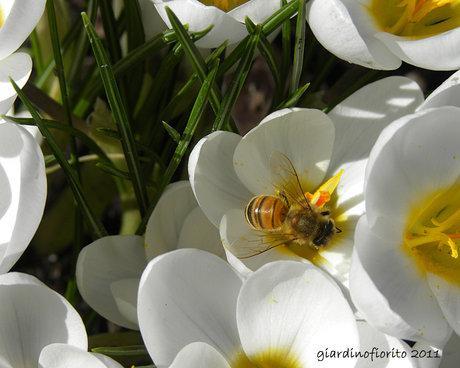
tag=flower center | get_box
[199,0,249,11]
[368,0,460,38]
[403,182,460,285]
[232,349,302,368]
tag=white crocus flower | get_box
[137,248,422,368]
[308,0,460,70]
[350,70,460,348]
[189,76,423,286]
[0,272,122,368]
[76,181,223,330]
[0,120,46,274]
[151,0,282,48]
[0,0,45,113]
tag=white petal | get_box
[39,344,123,368]
[138,249,242,367]
[428,274,460,336]
[0,52,32,114]
[411,339,443,368]
[418,70,460,111]
[145,181,198,259]
[355,321,417,368]
[0,0,45,59]
[307,0,401,70]
[92,353,125,368]
[177,206,225,258]
[327,76,423,173]
[375,29,460,71]
[237,261,359,368]
[0,122,46,274]
[233,108,335,195]
[76,235,146,330]
[350,216,451,347]
[365,107,460,238]
[0,273,87,367]
[154,0,247,48]
[228,0,281,23]
[110,278,140,327]
[170,342,230,368]
[437,334,460,368]
[188,131,251,227]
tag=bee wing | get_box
[269,151,312,212]
[225,231,292,259]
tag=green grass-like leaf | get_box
[212,20,260,131]
[137,61,220,234]
[10,78,108,239]
[82,12,150,216]
[290,0,307,94]
[165,7,222,115]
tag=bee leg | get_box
[335,226,342,234]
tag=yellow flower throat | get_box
[199,0,249,12]
[0,8,4,28]
[232,349,301,368]
[404,183,460,285]
[369,0,460,38]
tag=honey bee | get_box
[229,152,342,259]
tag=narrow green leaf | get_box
[277,82,310,108]
[281,0,292,87]
[137,62,220,234]
[30,30,44,75]
[96,162,131,181]
[246,17,281,88]
[220,0,298,78]
[35,16,81,88]
[262,0,299,35]
[68,0,98,87]
[290,0,307,94]
[92,345,148,356]
[162,41,227,120]
[165,7,222,115]
[162,121,181,144]
[82,12,149,216]
[212,22,260,131]
[46,0,80,172]
[10,78,108,239]
[99,0,122,61]
[96,127,121,140]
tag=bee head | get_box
[312,219,336,247]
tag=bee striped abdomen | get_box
[245,195,288,230]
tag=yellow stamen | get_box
[403,183,460,286]
[199,0,249,11]
[369,0,460,38]
[406,209,460,258]
[0,7,4,28]
[309,169,344,207]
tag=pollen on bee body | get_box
[199,0,249,11]
[403,182,460,286]
[368,0,460,38]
